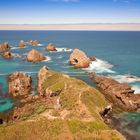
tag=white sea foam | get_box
[43,56,51,62]
[37,44,44,46]
[131,85,140,94]
[56,48,72,52]
[83,59,115,74]
[108,74,140,83]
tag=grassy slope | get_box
[0,71,125,140]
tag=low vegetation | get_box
[0,71,125,140]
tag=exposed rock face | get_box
[90,73,140,111]
[27,49,46,62]
[38,66,52,96]
[46,43,57,51]
[2,51,13,59]
[89,56,96,61]
[0,42,10,52]
[19,40,26,48]
[69,49,90,68]
[29,40,39,46]
[8,72,32,98]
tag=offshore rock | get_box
[8,72,32,98]
[27,49,46,62]
[0,42,10,52]
[19,40,26,48]
[69,48,90,68]
[45,43,57,51]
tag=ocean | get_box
[0,30,140,138]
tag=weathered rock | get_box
[38,66,52,96]
[45,43,57,51]
[8,72,32,98]
[90,73,140,112]
[29,40,39,46]
[2,52,13,59]
[27,49,46,62]
[0,42,10,52]
[19,40,26,48]
[69,49,90,68]
[89,55,96,61]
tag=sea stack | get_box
[29,40,40,46]
[27,49,46,62]
[69,48,90,68]
[8,72,32,98]
[45,43,57,51]
[19,40,26,48]
[2,51,13,59]
[0,42,10,52]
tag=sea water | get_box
[0,30,140,138]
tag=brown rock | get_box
[19,40,26,48]
[45,43,57,51]
[38,66,51,96]
[2,51,13,59]
[89,56,96,61]
[0,42,10,52]
[29,40,39,46]
[69,49,90,68]
[90,73,140,112]
[8,72,32,98]
[27,49,46,62]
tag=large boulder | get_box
[27,49,46,62]
[0,42,10,52]
[45,43,57,51]
[8,72,32,98]
[69,49,90,68]
[2,51,13,59]
[19,40,26,48]
[29,40,39,46]
[89,73,140,112]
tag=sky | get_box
[0,0,140,24]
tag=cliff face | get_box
[0,68,124,140]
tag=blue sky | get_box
[0,0,140,24]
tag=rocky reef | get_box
[89,73,140,112]
[69,48,90,68]
[27,49,46,62]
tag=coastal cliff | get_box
[0,67,124,140]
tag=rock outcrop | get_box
[27,49,46,62]
[89,55,96,61]
[89,73,140,112]
[38,66,50,96]
[29,40,39,46]
[0,42,10,52]
[69,49,90,68]
[45,43,57,51]
[2,52,13,59]
[19,40,26,48]
[8,72,32,98]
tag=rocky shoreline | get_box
[0,40,139,139]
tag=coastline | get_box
[0,23,140,31]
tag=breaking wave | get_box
[83,59,116,74]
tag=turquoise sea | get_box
[0,31,140,139]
